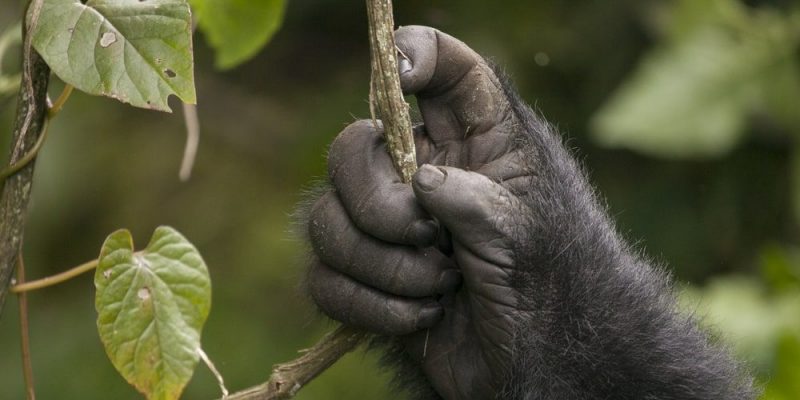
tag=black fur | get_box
[491,64,756,399]
[298,62,756,400]
[364,65,754,399]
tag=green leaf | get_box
[590,9,800,159]
[681,277,800,374]
[95,226,211,400]
[753,14,800,133]
[659,0,748,42]
[590,29,750,158]
[28,0,196,112]
[760,244,800,293]
[763,335,800,400]
[791,143,800,227]
[190,0,285,70]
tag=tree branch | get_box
[0,1,51,315]
[221,0,416,398]
[367,0,417,182]
[223,326,368,400]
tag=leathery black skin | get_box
[301,25,756,400]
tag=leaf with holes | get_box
[95,226,211,400]
[28,0,196,111]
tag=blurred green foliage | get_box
[0,0,799,399]
[591,0,800,158]
[190,0,286,69]
[0,22,20,97]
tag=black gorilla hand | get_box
[305,26,755,400]
[308,26,526,398]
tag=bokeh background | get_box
[1,0,799,398]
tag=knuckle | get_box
[395,25,436,43]
[327,120,382,178]
[307,263,351,321]
[350,183,396,229]
[307,191,343,256]
[306,193,329,243]
[306,262,332,306]
[383,299,416,334]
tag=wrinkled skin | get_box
[304,26,755,400]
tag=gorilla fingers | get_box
[302,26,756,400]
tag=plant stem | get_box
[11,259,98,293]
[0,0,51,315]
[16,250,36,400]
[179,102,200,181]
[222,326,368,400]
[48,84,73,118]
[0,117,49,182]
[198,347,228,398]
[366,0,417,182]
[220,1,417,398]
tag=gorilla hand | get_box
[304,26,754,400]
[307,26,527,399]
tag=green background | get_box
[1,0,799,398]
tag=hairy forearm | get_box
[507,245,755,399]
[502,104,756,399]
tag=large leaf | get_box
[29,0,196,112]
[190,0,285,69]
[95,226,211,400]
[681,277,800,374]
[590,8,800,159]
[590,29,751,158]
[755,14,800,132]
[763,335,800,400]
[658,0,747,41]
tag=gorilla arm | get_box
[304,26,756,400]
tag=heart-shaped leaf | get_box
[29,0,196,111]
[95,226,211,400]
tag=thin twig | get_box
[11,259,98,293]
[16,249,36,400]
[0,70,73,183]
[366,0,417,182]
[179,16,201,182]
[0,117,49,182]
[222,326,368,400]
[48,84,73,117]
[199,347,229,398]
[179,102,200,181]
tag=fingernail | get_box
[399,57,412,74]
[437,270,462,293]
[416,302,443,329]
[407,220,438,246]
[415,165,446,192]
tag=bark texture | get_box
[0,25,50,314]
[367,0,417,183]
